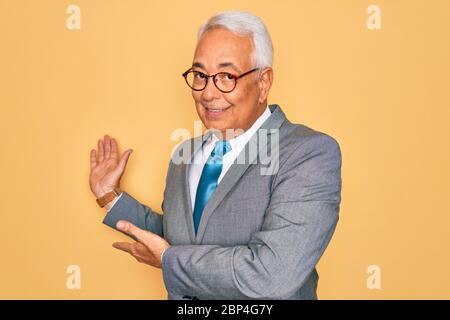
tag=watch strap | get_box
[96,188,122,208]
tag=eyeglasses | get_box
[182,67,259,93]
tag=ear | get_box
[257,67,274,104]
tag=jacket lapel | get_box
[179,130,213,243]
[194,104,287,243]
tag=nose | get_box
[201,76,222,101]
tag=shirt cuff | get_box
[106,192,123,212]
[161,247,169,262]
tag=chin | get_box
[205,120,227,131]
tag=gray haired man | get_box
[89,10,342,300]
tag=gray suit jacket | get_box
[103,104,342,300]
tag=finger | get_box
[104,134,111,159]
[98,139,104,162]
[133,242,149,254]
[117,149,133,173]
[112,242,133,253]
[116,220,148,244]
[90,149,97,169]
[111,138,118,160]
[130,242,151,263]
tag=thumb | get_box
[117,149,133,172]
[116,220,148,244]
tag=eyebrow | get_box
[192,62,242,74]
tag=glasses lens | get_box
[215,73,236,92]
[185,71,207,90]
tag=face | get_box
[190,27,273,139]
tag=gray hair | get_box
[197,11,274,71]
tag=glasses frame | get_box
[182,67,260,93]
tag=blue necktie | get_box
[193,139,232,235]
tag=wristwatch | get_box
[96,188,122,208]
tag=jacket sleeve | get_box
[102,157,176,238]
[161,133,342,299]
[102,191,163,238]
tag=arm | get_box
[88,134,163,236]
[161,133,342,299]
[89,135,171,239]
[103,191,164,238]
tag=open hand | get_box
[89,135,133,198]
[112,220,171,269]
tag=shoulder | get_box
[282,121,340,152]
[277,122,342,169]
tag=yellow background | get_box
[1,0,449,299]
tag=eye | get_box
[224,73,234,80]
[193,71,207,79]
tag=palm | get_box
[89,135,133,197]
[90,158,120,191]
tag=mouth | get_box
[204,105,232,118]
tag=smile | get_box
[204,105,232,117]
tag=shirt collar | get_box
[205,106,272,152]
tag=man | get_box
[89,11,342,300]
